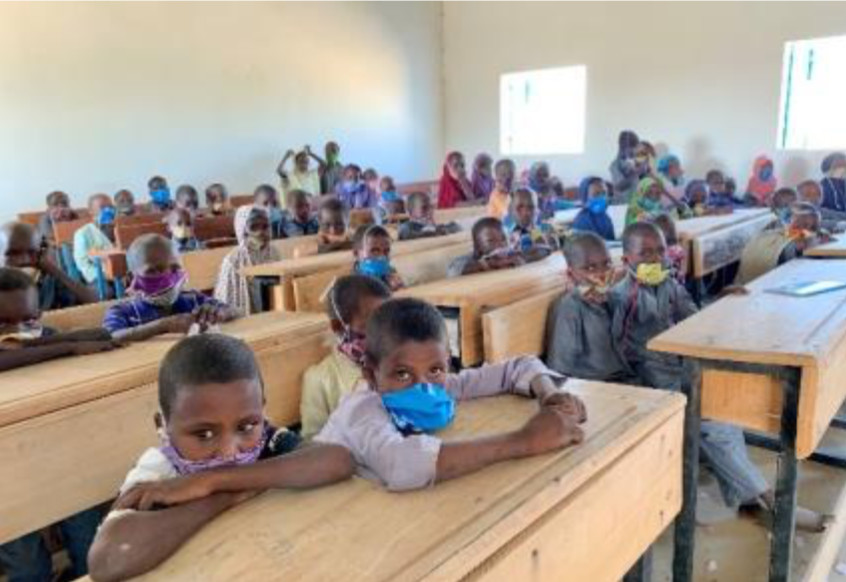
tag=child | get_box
[336,164,377,209]
[277,146,323,204]
[545,233,633,382]
[148,176,173,212]
[625,177,666,226]
[771,187,799,225]
[507,187,558,260]
[320,141,344,195]
[363,168,380,200]
[487,158,515,220]
[609,130,641,203]
[253,184,285,239]
[214,206,282,315]
[114,189,136,217]
[821,152,846,214]
[301,275,392,439]
[611,222,826,529]
[317,198,352,253]
[798,179,846,232]
[437,151,474,209]
[281,189,320,237]
[314,298,586,491]
[104,234,235,342]
[0,221,96,310]
[706,169,735,211]
[36,190,78,245]
[447,217,525,277]
[86,334,354,582]
[744,155,777,207]
[470,153,495,201]
[167,209,205,254]
[378,176,405,219]
[398,191,460,241]
[352,225,405,291]
[657,155,685,190]
[572,177,615,241]
[175,185,200,214]
[652,213,687,283]
[204,183,230,216]
[684,180,712,216]
[73,193,116,285]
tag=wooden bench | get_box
[195,214,236,242]
[230,195,254,208]
[115,212,165,227]
[114,221,169,250]
[482,288,563,364]
[53,217,92,247]
[122,381,683,582]
[0,312,332,545]
[433,205,486,231]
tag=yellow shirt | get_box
[282,169,321,206]
[300,346,363,439]
[487,186,511,220]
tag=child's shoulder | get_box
[120,447,178,495]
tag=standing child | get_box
[314,298,586,491]
[37,190,78,246]
[73,193,116,285]
[114,189,137,217]
[277,146,324,204]
[87,334,354,582]
[352,225,405,291]
[281,189,319,237]
[317,198,352,253]
[398,192,460,241]
[657,155,685,199]
[652,213,687,283]
[167,209,205,254]
[507,188,558,261]
[437,151,474,209]
[487,159,515,220]
[253,184,285,239]
[744,155,777,207]
[572,177,615,241]
[148,176,173,213]
[204,184,230,216]
[470,153,495,201]
[447,217,526,278]
[301,275,392,439]
[320,141,344,195]
[609,130,641,203]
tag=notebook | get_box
[765,280,846,297]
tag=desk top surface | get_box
[675,208,772,240]
[805,237,846,257]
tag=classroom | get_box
[2,2,846,581]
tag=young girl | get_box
[437,151,474,209]
[684,180,711,216]
[572,176,615,241]
[470,153,495,201]
[625,177,665,226]
[652,213,687,283]
[167,209,205,254]
[87,334,354,582]
[317,198,352,253]
[301,275,392,439]
[352,225,405,291]
[204,183,230,216]
[771,187,798,225]
[277,146,324,203]
[744,155,777,207]
[73,193,116,284]
[314,298,586,491]
[487,159,515,220]
[214,206,281,315]
[37,190,78,245]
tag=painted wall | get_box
[443,2,846,190]
[0,2,443,219]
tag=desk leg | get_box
[623,546,652,582]
[672,370,701,582]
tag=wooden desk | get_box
[89,249,128,281]
[0,312,332,544]
[397,179,438,198]
[398,254,566,367]
[42,301,116,332]
[130,381,684,582]
[805,236,846,258]
[649,258,846,581]
[433,205,486,231]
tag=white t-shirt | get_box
[104,448,177,522]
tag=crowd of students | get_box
[3,133,845,580]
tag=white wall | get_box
[443,2,846,190]
[0,2,443,220]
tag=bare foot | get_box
[740,501,832,533]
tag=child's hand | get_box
[386,273,405,291]
[192,304,227,329]
[517,409,584,457]
[163,314,195,334]
[540,391,587,423]
[70,339,124,356]
[115,475,216,511]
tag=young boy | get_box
[73,193,116,285]
[253,184,285,239]
[314,298,586,491]
[0,221,97,310]
[166,209,205,254]
[336,164,377,209]
[317,198,352,253]
[487,159,515,220]
[204,183,230,216]
[87,334,354,581]
[706,169,735,211]
[352,225,405,291]
[37,190,78,245]
[320,141,344,195]
[114,189,137,217]
[771,187,799,225]
[300,275,392,439]
[398,192,460,241]
[447,217,525,278]
[507,187,558,260]
[175,185,200,214]
[278,146,323,203]
[611,222,826,528]
[281,189,319,237]
[378,176,404,219]
[148,176,173,212]
[798,179,846,232]
[104,234,236,342]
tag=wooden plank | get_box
[805,236,846,258]
[676,208,772,242]
[115,221,169,250]
[53,217,91,246]
[42,301,116,332]
[393,241,473,287]
[293,267,351,313]
[195,214,236,242]
[397,180,438,197]
[126,382,684,582]
[182,245,235,291]
[701,369,782,434]
[89,249,128,280]
[690,213,775,278]
[115,212,165,227]
[482,289,562,364]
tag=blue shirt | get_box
[281,213,319,237]
[102,291,218,333]
[572,208,616,241]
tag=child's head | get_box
[166,208,195,240]
[0,268,40,338]
[798,180,823,207]
[158,334,264,465]
[363,168,379,191]
[618,130,640,156]
[473,153,493,177]
[657,155,683,182]
[0,222,40,269]
[325,141,341,163]
[639,177,664,205]
[445,152,466,179]
[88,193,115,228]
[822,152,846,179]
[510,187,538,228]
[494,159,516,191]
[148,176,168,193]
[127,233,181,280]
[237,206,272,250]
[287,189,312,223]
[253,184,279,208]
[652,213,678,246]
[772,187,798,211]
[327,274,391,358]
[114,189,135,214]
[295,150,310,173]
[354,224,392,261]
[342,164,362,185]
[380,176,396,193]
[788,202,821,235]
[363,298,448,394]
[407,191,434,222]
[318,198,347,239]
[175,185,199,212]
[685,180,709,206]
[706,170,726,194]
[205,184,229,213]
[148,176,171,208]
[45,191,72,222]
[471,217,508,258]
[622,222,667,270]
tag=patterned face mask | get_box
[575,270,615,302]
[159,421,270,476]
[131,269,187,307]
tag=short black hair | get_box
[253,184,278,199]
[287,189,309,207]
[327,274,391,322]
[563,232,607,267]
[320,197,345,216]
[127,233,175,273]
[205,183,228,198]
[365,298,447,364]
[651,213,678,244]
[158,334,260,421]
[471,217,504,246]
[46,191,69,207]
[0,267,36,292]
[148,176,167,189]
[353,224,391,249]
[705,169,724,183]
[176,185,198,199]
[622,222,664,253]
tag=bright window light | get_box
[500,66,587,156]
[777,34,846,150]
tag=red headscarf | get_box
[438,151,466,209]
[745,155,777,205]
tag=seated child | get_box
[507,187,558,260]
[214,206,282,315]
[487,159,515,220]
[610,222,826,529]
[352,225,405,291]
[398,192,460,241]
[104,234,235,342]
[798,179,846,232]
[652,213,687,283]
[471,153,495,201]
[363,168,380,200]
[114,189,137,217]
[281,189,319,237]
[625,177,668,226]
[744,156,777,207]
[301,274,392,439]
[0,221,96,310]
[204,183,230,216]
[336,164,377,209]
[148,175,173,213]
[736,202,832,284]
[447,217,526,277]
[683,180,716,217]
[771,187,799,225]
[175,185,200,214]
[378,176,405,219]
[253,184,285,239]
[36,190,78,246]
[73,193,116,285]
[167,209,205,254]
[87,334,354,581]
[706,169,736,211]
[545,233,633,382]
[317,198,352,253]
[314,298,586,491]
[572,176,615,241]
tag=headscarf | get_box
[821,152,846,175]
[656,155,678,178]
[578,176,600,203]
[625,177,662,226]
[572,177,615,241]
[234,204,256,245]
[437,151,466,209]
[745,155,777,205]
[470,153,495,201]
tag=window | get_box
[777,34,846,150]
[500,66,587,156]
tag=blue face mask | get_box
[641,197,661,212]
[759,167,774,181]
[381,190,399,203]
[268,206,283,224]
[381,383,456,434]
[358,256,391,278]
[587,195,608,215]
[150,188,171,207]
[98,206,116,226]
